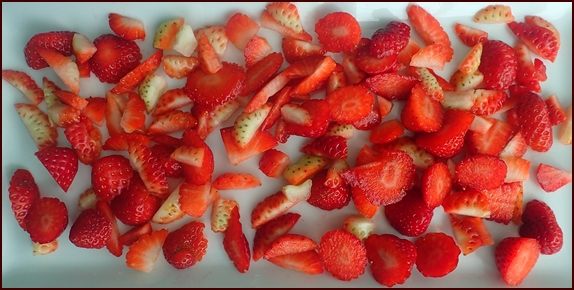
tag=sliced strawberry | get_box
[442,190,491,218]
[24,197,68,244]
[170,146,205,167]
[326,85,373,124]
[220,126,278,166]
[162,221,208,269]
[180,129,214,185]
[119,223,153,247]
[384,189,432,236]
[213,173,261,190]
[318,229,367,281]
[153,88,193,117]
[364,234,417,287]
[192,100,241,140]
[263,233,318,260]
[368,21,410,58]
[342,214,375,242]
[499,131,528,158]
[252,212,300,261]
[195,25,228,58]
[284,99,331,138]
[292,55,336,96]
[32,240,59,256]
[149,133,181,148]
[420,162,452,209]
[407,4,453,60]
[415,232,460,278]
[482,182,523,225]
[410,44,451,71]
[473,4,514,23]
[81,96,106,126]
[243,35,272,68]
[127,141,169,197]
[24,31,75,70]
[95,200,122,257]
[519,199,563,255]
[514,43,542,93]
[153,18,184,50]
[8,169,41,231]
[15,103,58,151]
[415,109,475,159]
[369,119,404,145]
[89,34,142,84]
[351,187,379,218]
[466,117,516,156]
[151,182,186,224]
[69,207,111,249]
[354,49,399,75]
[449,69,484,92]
[397,38,421,66]
[108,13,145,41]
[110,174,162,226]
[35,147,78,192]
[352,105,382,131]
[314,12,361,53]
[300,135,348,159]
[240,52,284,97]
[119,92,145,134]
[458,42,482,75]
[53,90,87,111]
[178,181,218,218]
[324,122,354,139]
[251,191,298,229]
[64,118,102,165]
[35,48,80,94]
[455,154,507,191]
[77,58,91,78]
[196,32,222,74]
[409,66,443,102]
[282,37,326,64]
[283,154,329,185]
[225,13,260,51]
[233,104,271,148]
[495,237,540,286]
[161,55,199,79]
[111,50,163,95]
[373,136,437,171]
[185,62,245,109]
[501,156,530,183]
[102,133,150,151]
[341,55,366,84]
[261,2,312,42]
[454,23,488,47]
[326,68,347,95]
[173,24,198,57]
[150,144,183,179]
[400,83,444,133]
[261,86,293,131]
[479,39,517,90]
[558,105,572,145]
[105,92,125,137]
[222,206,251,273]
[2,70,44,105]
[126,229,168,272]
[307,170,351,211]
[513,91,553,152]
[267,250,323,275]
[258,149,291,178]
[139,73,168,114]
[364,73,418,101]
[545,94,567,126]
[209,198,238,234]
[148,110,197,135]
[536,163,572,193]
[450,215,494,255]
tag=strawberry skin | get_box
[368,21,410,58]
[24,31,75,70]
[222,207,251,273]
[495,237,540,286]
[110,175,162,226]
[35,147,78,192]
[455,154,507,191]
[365,234,417,287]
[126,229,168,273]
[507,21,559,62]
[69,208,112,249]
[307,170,351,211]
[252,212,301,261]
[8,169,41,231]
[185,62,245,109]
[513,91,553,152]
[2,69,44,105]
[91,155,133,202]
[108,13,146,41]
[24,197,68,244]
[519,199,563,255]
[162,221,208,269]
[89,34,142,84]
[267,250,323,275]
[300,135,348,159]
[259,148,291,178]
[478,40,517,90]
[384,189,433,237]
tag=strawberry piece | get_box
[8,169,40,231]
[307,170,351,211]
[148,110,197,135]
[111,50,163,94]
[23,197,68,244]
[384,189,433,236]
[351,103,382,131]
[373,136,436,171]
[252,212,301,261]
[91,155,133,202]
[342,214,375,241]
[35,147,78,192]
[326,85,374,124]
[454,23,488,47]
[24,31,75,70]
[354,49,399,75]
[222,206,250,273]
[120,223,152,247]
[407,4,453,60]
[400,83,444,133]
[397,38,421,65]
[153,88,193,117]
[125,229,168,273]
[449,69,484,92]
[324,159,349,189]
[327,68,347,95]
[455,154,507,191]
[2,70,44,105]
[466,117,516,156]
[161,55,199,79]
[368,21,410,58]
[364,73,418,101]
[179,181,218,218]
[233,104,271,148]
[449,215,494,255]
[120,92,146,134]
[225,13,260,51]
[210,198,239,233]
[545,94,567,126]
[501,156,531,183]
[54,90,88,111]
[94,200,122,257]
[558,105,572,145]
[473,4,514,23]
[415,232,460,277]
[104,92,125,136]
[283,154,329,185]
[153,18,184,50]
[300,135,348,159]
[64,117,102,165]
[243,35,272,68]
[213,173,261,190]
[185,62,245,109]
[499,131,528,158]
[139,74,168,114]
[508,21,559,62]
[519,199,563,255]
[77,188,99,211]
[458,42,483,75]
[150,144,183,179]
[481,182,523,225]
[369,119,404,145]
[42,76,62,107]
[514,43,542,93]
[536,163,572,193]
[292,55,336,96]
[220,126,278,166]
[365,234,417,287]
[110,174,162,226]
[69,207,111,249]
[341,150,416,206]
[264,233,318,260]
[108,13,145,41]
[341,55,366,84]
[180,129,214,185]
[420,162,452,209]
[35,48,80,94]
[284,99,331,138]
[442,190,491,218]
[267,250,323,275]
[251,191,298,229]
[82,96,106,126]
[282,38,326,64]
[196,32,222,74]
[495,237,540,286]
[240,52,284,97]
[351,187,379,218]
[479,40,517,90]
[410,44,451,71]
[151,183,186,225]
[76,58,91,78]
[89,34,142,84]
[15,103,59,151]
[102,133,150,151]
[259,149,291,178]
[318,229,367,281]
[315,12,361,53]
[261,2,312,42]
[195,26,228,58]
[162,221,208,269]
[513,91,553,152]
[415,109,475,159]
[127,141,169,197]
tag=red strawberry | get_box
[102,133,151,151]
[252,212,301,261]
[110,174,162,226]
[536,163,572,193]
[150,144,183,179]
[300,135,348,159]
[69,208,111,249]
[95,200,122,257]
[351,187,379,218]
[401,83,444,133]
[153,88,193,117]
[415,232,461,277]
[454,23,488,47]
[161,55,199,79]
[341,55,366,84]
[314,12,362,53]
[514,43,542,93]
[147,110,197,135]
[397,38,421,66]
[369,119,404,145]
[108,13,146,41]
[481,182,523,225]
[478,40,517,90]
[222,206,251,273]
[53,90,88,111]
[251,191,299,229]
[89,34,142,84]
[519,199,563,255]
[125,229,168,273]
[261,2,312,42]
[318,229,367,281]
[364,234,417,287]
[8,169,41,231]
[282,38,326,64]
[240,52,284,97]
[420,162,452,209]
[373,136,437,171]
[351,103,382,131]
[120,223,153,246]
[409,67,444,101]
[162,221,208,269]
[153,18,185,50]
[264,233,318,260]
[127,141,169,197]
[213,173,261,190]
[24,31,75,70]
[82,96,106,126]
[105,92,125,137]
[449,215,494,255]
[185,62,245,109]
[307,170,351,211]
[364,73,418,101]
[512,91,553,152]
[180,129,214,185]
[35,48,80,94]
[507,21,559,62]
[545,94,567,126]
[243,35,272,68]
[35,147,78,192]
[292,55,336,96]
[225,12,260,51]
[501,156,530,183]
[354,49,399,75]
[473,4,515,24]
[495,237,540,286]
[368,21,410,58]
[196,32,222,74]
[326,85,374,124]
[465,117,516,156]
[91,155,133,202]
[23,197,68,244]
[284,99,331,138]
[407,4,453,60]
[267,250,323,275]
[111,50,163,94]
[220,126,278,166]
[119,92,146,134]
[456,154,507,191]
[2,70,44,105]
[259,149,291,178]
[415,109,475,159]
[178,181,218,218]
[384,189,433,236]
[64,118,102,165]
[409,44,451,71]
[76,58,91,77]
[499,132,528,158]
[442,190,491,218]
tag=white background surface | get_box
[2,2,572,288]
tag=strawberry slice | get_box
[300,135,348,159]
[410,44,451,71]
[95,200,122,257]
[153,18,184,50]
[318,229,367,281]
[264,233,318,260]
[225,12,260,51]
[151,182,185,225]
[2,70,44,105]
[110,174,162,226]
[536,163,572,193]
[326,85,374,124]
[220,126,278,166]
[495,237,540,286]
[196,32,222,73]
[24,30,75,69]
[213,173,262,190]
[373,136,436,171]
[415,109,475,159]
[514,43,542,93]
[170,146,205,167]
[119,92,146,134]
[364,234,417,287]
[126,229,168,273]
[108,13,146,41]
[162,221,208,269]
[420,162,452,209]
[499,132,528,158]
[8,169,41,231]
[240,52,284,97]
[513,91,553,152]
[261,2,312,42]
[89,34,142,84]
[252,212,301,261]
[233,104,271,148]
[479,39,518,90]
[24,197,68,244]
[267,250,323,275]
[222,206,251,273]
[119,223,153,246]
[210,198,239,233]
[407,4,453,61]
[502,156,531,183]
[35,48,80,94]
[351,187,379,219]
[282,38,326,64]
[172,24,198,57]
[251,191,299,229]
[455,154,507,191]
[400,83,444,133]
[64,117,102,165]
[473,4,515,23]
[161,55,199,79]
[442,190,491,218]
[127,141,169,197]
[102,133,150,151]
[369,119,404,145]
[15,103,59,151]
[150,144,183,178]
[482,182,523,225]
[243,35,273,68]
[153,88,193,117]
[449,215,494,255]
[524,15,561,46]
[449,70,484,92]
[192,100,241,140]
[178,181,218,218]
[465,117,516,156]
[148,110,197,135]
[364,73,418,101]
[415,232,460,278]
[53,90,88,111]
[195,25,228,59]
[397,38,421,65]
[314,12,361,53]
[185,62,245,109]
[342,214,375,241]
[111,50,163,94]
[458,42,482,75]
[292,55,337,96]
[81,96,106,126]
[259,149,291,178]
[454,23,488,47]
[307,170,351,210]
[545,94,567,126]
[180,129,214,186]
[35,147,78,192]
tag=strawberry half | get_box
[162,221,208,269]
[89,34,142,84]
[126,229,168,272]
[519,199,563,255]
[110,174,162,226]
[185,62,245,109]
[108,13,146,41]
[69,207,111,249]
[495,237,540,286]
[35,147,78,192]
[512,91,553,152]
[222,206,251,273]
[2,70,44,105]
[535,163,572,193]
[478,40,517,90]
[449,215,494,255]
[407,4,453,61]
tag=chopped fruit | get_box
[341,55,366,84]
[150,144,183,178]
[281,103,312,126]
[139,74,168,114]
[307,170,350,210]
[501,157,531,183]
[89,34,142,84]
[292,55,337,96]
[283,154,329,185]
[536,163,572,193]
[466,117,516,156]
[340,150,416,206]
[421,162,452,209]
[233,104,271,148]
[354,49,399,75]
[558,105,572,145]
[78,188,99,210]
[24,197,68,244]
[369,119,404,145]
[210,198,239,233]
[442,190,491,218]
[91,155,133,202]
[519,199,563,255]
[47,102,81,128]
[508,21,559,62]
[42,76,61,107]
[364,73,418,101]
[385,189,433,236]
[69,208,111,249]
[282,37,326,64]
[261,2,312,42]
[267,250,323,275]
[240,52,284,97]
[415,232,460,277]
[127,141,169,197]
[469,115,493,134]
[499,132,528,158]
[415,109,475,159]
[251,191,298,229]
[119,92,146,134]
[449,215,494,255]
[110,175,162,226]
[473,4,514,24]
[173,24,198,57]
[282,179,315,202]
[195,25,228,58]
[222,206,251,273]
[111,50,163,95]
[514,43,542,93]
[244,72,289,113]
[148,110,197,135]
[364,234,417,287]
[351,187,379,218]
[343,214,375,242]
[410,44,451,71]
[24,31,75,70]
[318,229,367,281]
[545,94,567,126]
[35,48,80,94]
[226,13,260,51]
[300,135,348,159]
[495,237,540,286]
[35,147,78,192]
[15,103,58,151]
[8,169,40,231]
[108,13,145,41]
[401,83,444,133]
[449,69,484,91]
[185,62,245,109]
[213,173,262,190]
[253,212,301,261]
[95,200,122,257]
[244,35,273,68]
[32,241,59,256]
[314,12,361,53]
[2,70,44,105]
[153,18,184,50]
[153,88,193,117]
[105,92,125,137]
[397,38,421,65]
[64,118,102,165]
[264,233,318,260]
[178,181,218,218]
[454,23,488,47]
[458,42,482,75]
[369,21,410,58]
[197,33,222,73]
[524,15,561,46]
[324,122,354,139]
[374,136,436,171]
[162,221,208,269]
[407,4,453,60]
[455,154,507,191]
[170,146,205,167]
[411,67,444,102]
[326,85,374,124]
[259,149,291,178]
[220,126,278,166]
[479,40,517,90]
[120,223,153,246]
[150,133,181,148]
[284,99,331,138]
[482,182,523,225]
[54,90,88,110]
[82,96,106,126]
[513,91,553,152]
[180,129,214,185]
[102,133,150,151]
[151,183,185,224]
[126,229,168,273]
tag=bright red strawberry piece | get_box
[213,173,262,190]
[292,55,336,96]
[373,136,436,171]
[364,234,417,287]
[82,96,106,126]
[536,163,572,193]
[478,40,517,90]
[23,197,68,244]
[35,147,78,192]
[264,233,318,260]
[407,4,453,60]
[397,37,420,65]
[76,58,91,77]
[351,187,379,218]
[465,117,516,156]
[225,12,260,51]
[415,232,460,277]
[514,43,542,93]
[119,92,146,134]
[307,170,351,211]
[454,23,488,47]
[2,69,44,105]
[420,162,452,209]
[507,21,559,62]
[282,37,327,64]
[162,221,208,269]
[314,12,361,53]
[185,62,245,109]
[318,229,367,281]
[89,34,142,84]
[512,91,553,152]
[161,55,199,79]
[326,85,374,124]
[69,207,111,249]
[150,144,183,179]
[267,250,324,275]
[53,90,87,111]
[519,199,563,255]
[125,229,168,273]
[95,200,122,257]
[364,73,418,101]
[102,133,150,152]
[481,182,523,225]
[442,190,491,218]
[8,169,40,231]
[127,141,169,197]
[351,103,383,131]
[64,118,102,165]
[409,67,444,101]
[179,129,214,185]
[220,126,278,166]
[354,49,399,75]
[369,119,404,145]
[450,215,494,255]
[153,18,185,50]
[251,191,297,229]
[196,32,222,74]
[148,110,197,135]
[415,109,475,159]
[35,48,80,94]
[15,103,59,151]
[368,21,410,58]
[108,13,145,41]
[384,189,433,236]
[111,50,163,94]
[545,94,567,126]
[261,2,312,42]
[120,223,153,246]
[110,175,162,226]
[91,155,133,202]
[409,44,451,71]
[341,55,366,84]
[401,83,444,133]
[495,237,540,286]
[340,150,416,206]
[499,131,528,158]
[300,135,348,159]
[240,52,284,97]
[455,154,507,191]
[501,156,530,183]
[258,148,291,178]
[24,31,75,70]
[104,92,125,137]
[222,206,251,273]
[152,88,193,117]
[243,35,272,68]
[252,212,301,261]
[179,181,219,218]
[458,42,483,75]
[284,99,331,138]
